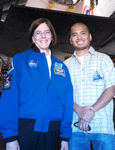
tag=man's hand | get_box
[76,106,95,122]
[6,140,20,150]
[61,141,68,150]
[77,118,89,132]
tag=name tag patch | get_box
[54,68,65,77]
[54,62,65,77]
[93,72,103,82]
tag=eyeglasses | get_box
[34,31,51,37]
[74,122,91,131]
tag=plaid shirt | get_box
[64,46,115,134]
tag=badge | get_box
[93,71,103,82]
[54,62,63,69]
[54,68,65,77]
[29,60,38,67]
[54,62,65,77]
[3,74,12,90]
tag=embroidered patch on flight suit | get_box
[54,62,63,69]
[54,62,65,77]
[3,74,12,90]
[29,60,38,67]
[54,68,65,77]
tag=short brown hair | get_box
[28,18,57,48]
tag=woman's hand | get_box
[61,141,68,150]
[6,140,20,150]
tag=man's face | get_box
[70,23,92,51]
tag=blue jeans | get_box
[113,135,115,150]
[69,132,114,150]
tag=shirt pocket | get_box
[92,79,104,86]
[91,71,104,90]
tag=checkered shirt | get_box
[64,46,115,134]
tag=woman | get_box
[0,18,73,150]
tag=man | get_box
[64,23,115,150]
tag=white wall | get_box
[93,0,115,17]
[81,0,115,17]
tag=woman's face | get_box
[32,22,52,52]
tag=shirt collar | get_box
[73,46,95,58]
[32,45,40,53]
[32,45,51,56]
[88,46,95,55]
[46,49,51,58]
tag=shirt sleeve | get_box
[0,55,20,140]
[60,66,73,140]
[101,54,115,89]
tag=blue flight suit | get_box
[0,47,73,149]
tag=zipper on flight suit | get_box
[41,80,51,131]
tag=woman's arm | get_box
[0,55,20,141]
[60,68,73,141]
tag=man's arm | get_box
[74,85,115,119]
[92,85,115,112]
[76,85,115,131]
[73,103,94,131]
[73,102,95,123]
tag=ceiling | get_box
[0,0,27,21]
[0,1,114,57]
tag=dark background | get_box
[0,5,114,57]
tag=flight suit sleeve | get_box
[60,67,73,141]
[0,55,21,141]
